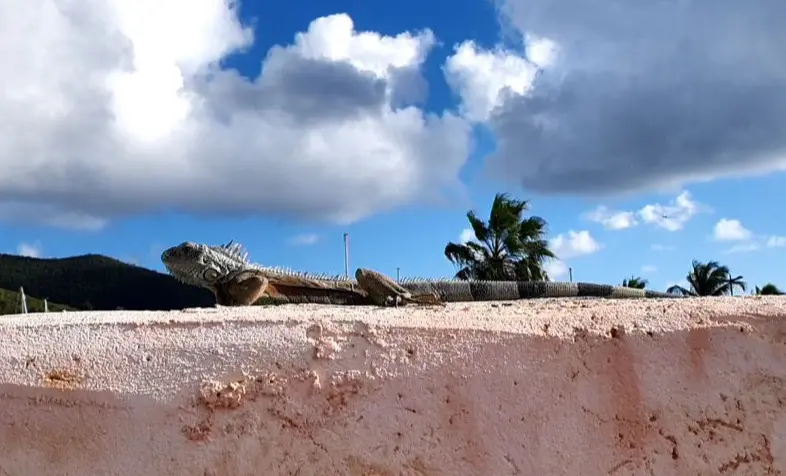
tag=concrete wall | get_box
[1,296,785,475]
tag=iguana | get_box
[161,240,681,307]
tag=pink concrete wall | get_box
[1,296,785,475]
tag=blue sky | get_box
[1,0,784,292]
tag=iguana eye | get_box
[181,243,199,258]
[202,268,219,282]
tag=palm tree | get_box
[444,193,556,281]
[622,276,648,289]
[754,283,784,295]
[667,260,746,296]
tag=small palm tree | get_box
[754,283,784,295]
[667,260,746,296]
[444,193,556,281]
[622,276,647,289]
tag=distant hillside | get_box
[0,253,214,311]
[0,287,74,315]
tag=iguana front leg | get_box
[355,268,444,307]
[212,271,269,306]
[214,270,372,306]
[212,268,442,307]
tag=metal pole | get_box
[568,267,573,282]
[20,287,28,314]
[343,233,349,278]
[44,298,48,313]
[396,267,400,282]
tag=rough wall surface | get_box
[1,297,785,475]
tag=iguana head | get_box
[161,241,248,289]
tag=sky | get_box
[1,0,785,292]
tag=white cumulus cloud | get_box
[583,207,638,230]
[0,7,472,229]
[458,0,786,196]
[444,41,541,122]
[443,32,560,124]
[713,218,753,241]
[16,241,42,258]
[550,230,601,259]
[458,228,475,244]
[585,191,706,232]
[544,259,569,279]
[546,230,600,279]
[708,220,786,253]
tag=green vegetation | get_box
[755,283,784,295]
[0,193,781,315]
[443,193,782,295]
[667,260,747,296]
[621,276,648,289]
[0,253,213,314]
[0,287,74,315]
[444,193,556,281]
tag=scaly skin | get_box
[355,268,444,307]
[209,268,443,307]
[161,241,384,306]
[211,270,268,306]
[161,241,682,307]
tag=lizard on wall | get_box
[161,240,682,307]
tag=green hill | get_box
[0,287,74,315]
[0,253,214,311]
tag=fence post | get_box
[19,287,28,314]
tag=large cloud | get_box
[0,4,471,229]
[449,0,786,196]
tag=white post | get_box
[19,287,28,314]
[343,233,350,278]
[44,298,49,313]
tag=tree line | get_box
[0,192,780,316]
[444,193,782,296]
[0,253,214,314]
